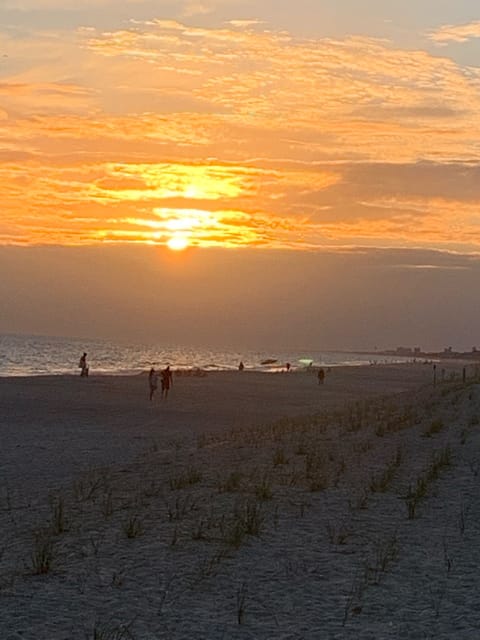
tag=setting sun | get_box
[167,235,189,251]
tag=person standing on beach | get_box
[79,352,89,377]
[318,368,325,385]
[238,361,244,371]
[161,365,173,399]
[148,367,158,401]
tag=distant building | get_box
[395,346,414,355]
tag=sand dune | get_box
[1,362,479,638]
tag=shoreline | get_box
[0,355,475,379]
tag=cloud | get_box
[80,21,480,140]
[227,19,264,28]
[2,19,480,252]
[1,0,148,8]
[181,2,214,17]
[428,20,480,45]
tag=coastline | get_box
[1,363,479,638]
[0,332,419,377]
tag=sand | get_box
[1,362,480,638]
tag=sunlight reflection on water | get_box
[0,333,409,377]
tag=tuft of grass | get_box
[273,447,289,467]
[30,531,54,575]
[122,515,144,539]
[101,489,114,519]
[89,534,104,556]
[403,446,452,519]
[305,451,325,476]
[468,461,480,477]
[240,500,264,536]
[165,495,196,521]
[254,476,273,501]
[222,519,246,549]
[367,534,399,584]
[406,494,418,520]
[195,548,230,581]
[50,495,67,535]
[458,503,468,536]
[423,418,444,438]
[91,618,136,640]
[221,500,264,548]
[236,582,248,625]
[350,488,369,511]
[342,569,367,626]
[170,525,178,547]
[374,423,385,437]
[431,445,452,473]
[169,468,202,491]
[218,471,243,493]
[325,520,350,546]
[308,471,328,492]
[73,469,107,502]
[369,449,402,493]
[294,441,308,456]
[191,518,206,541]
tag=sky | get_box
[1,0,480,351]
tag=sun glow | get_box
[167,235,189,251]
[105,206,294,249]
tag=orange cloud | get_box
[1,20,480,252]
[428,21,480,44]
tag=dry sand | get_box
[1,362,480,639]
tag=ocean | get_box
[0,333,409,377]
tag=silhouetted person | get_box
[286,362,291,372]
[318,368,325,385]
[79,352,89,377]
[148,367,158,401]
[238,361,244,371]
[161,365,173,399]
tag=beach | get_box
[1,362,480,638]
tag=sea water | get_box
[0,333,409,377]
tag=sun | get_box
[167,235,189,251]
